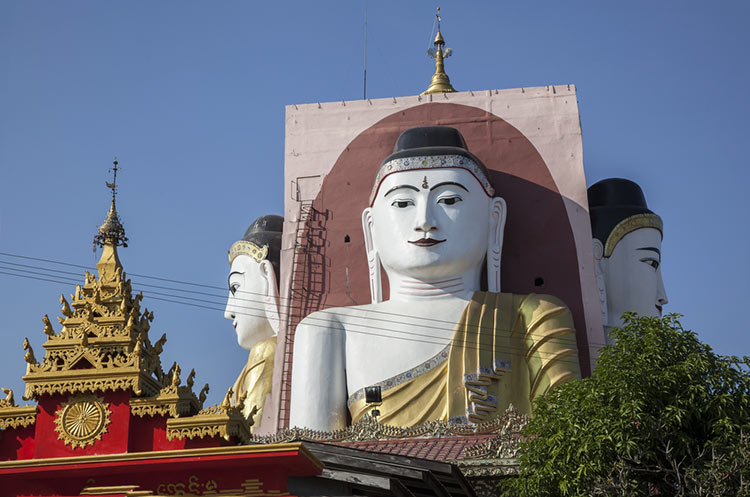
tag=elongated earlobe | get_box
[361,207,382,304]
[487,197,507,293]
[592,238,608,331]
[259,260,280,335]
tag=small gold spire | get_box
[93,158,128,282]
[94,157,128,250]
[422,7,457,95]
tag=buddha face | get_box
[602,227,668,325]
[224,254,276,349]
[368,168,493,280]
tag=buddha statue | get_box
[290,126,581,431]
[588,178,668,339]
[224,214,283,426]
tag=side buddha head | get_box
[362,126,506,301]
[224,214,283,349]
[588,178,668,331]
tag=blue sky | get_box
[1,1,748,403]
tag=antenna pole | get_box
[363,0,367,100]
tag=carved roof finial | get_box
[94,157,128,250]
[422,7,457,95]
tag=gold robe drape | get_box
[348,292,580,425]
[232,336,275,430]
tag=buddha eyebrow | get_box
[228,271,244,286]
[430,181,468,192]
[637,247,661,257]
[384,185,420,197]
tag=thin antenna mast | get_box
[363,0,368,99]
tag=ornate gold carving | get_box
[129,380,202,419]
[20,214,206,405]
[454,404,529,477]
[53,394,111,449]
[604,213,663,257]
[0,388,37,429]
[166,388,254,444]
[23,337,38,369]
[255,404,525,444]
[43,314,56,337]
[0,387,15,408]
[228,240,269,265]
[8,174,226,448]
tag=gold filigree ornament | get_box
[53,394,112,449]
[228,240,268,265]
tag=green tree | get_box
[505,314,750,497]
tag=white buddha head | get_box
[588,179,668,331]
[224,215,283,349]
[362,126,506,301]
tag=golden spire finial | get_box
[422,7,457,95]
[94,157,128,250]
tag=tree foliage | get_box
[505,314,750,496]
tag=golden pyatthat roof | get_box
[2,162,254,442]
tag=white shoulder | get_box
[297,304,371,333]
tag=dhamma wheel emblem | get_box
[54,394,112,449]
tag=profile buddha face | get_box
[362,126,506,300]
[601,227,667,320]
[588,178,668,329]
[224,215,283,349]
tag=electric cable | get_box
[0,265,592,365]
[0,252,610,350]
[0,257,607,351]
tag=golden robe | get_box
[348,292,580,425]
[232,337,275,429]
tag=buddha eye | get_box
[229,283,240,295]
[437,195,462,206]
[640,258,659,270]
[391,199,415,208]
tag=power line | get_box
[0,258,607,349]
[0,252,609,349]
[0,265,592,364]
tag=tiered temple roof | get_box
[1,161,254,455]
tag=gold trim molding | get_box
[0,388,37,429]
[0,406,37,430]
[0,442,320,470]
[604,213,663,257]
[228,240,268,265]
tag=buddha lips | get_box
[409,238,446,247]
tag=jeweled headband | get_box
[228,240,269,265]
[604,213,663,258]
[368,154,495,206]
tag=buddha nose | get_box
[656,270,668,307]
[415,201,437,232]
[224,299,234,321]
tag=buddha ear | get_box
[592,238,608,330]
[259,259,280,335]
[487,197,507,293]
[361,207,382,304]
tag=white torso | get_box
[339,294,471,396]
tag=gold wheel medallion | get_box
[54,394,111,449]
